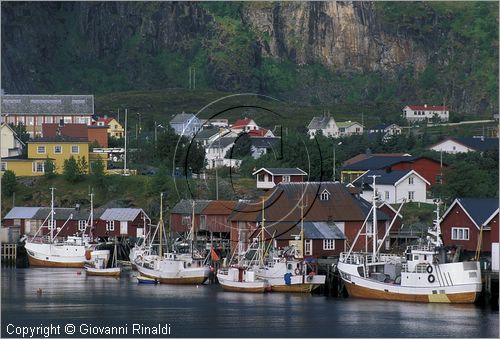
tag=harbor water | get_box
[1,267,498,338]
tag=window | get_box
[282,175,290,183]
[27,116,34,126]
[48,219,56,230]
[45,116,53,123]
[78,220,87,231]
[54,145,62,154]
[323,239,335,250]
[408,191,415,201]
[408,177,414,185]
[320,189,330,201]
[200,215,206,228]
[305,239,312,255]
[182,216,191,226]
[64,116,72,123]
[32,162,44,173]
[1,162,7,171]
[71,145,79,154]
[37,146,46,154]
[258,174,265,182]
[452,227,469,240]
[385,191,390,200]
[106,220,115,231]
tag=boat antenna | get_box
[50,187,56,243]
[428,199,443,247]
[159,192,164,257]
[89,189,94,240]
[261,196,265,267]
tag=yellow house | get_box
[1,138,105,176]
[95,117,124,138]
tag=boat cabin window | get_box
[287,263,293,270]
[413,255,419,260]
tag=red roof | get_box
[247,128,269,137]
[93,117,114,126]
[408,105,448,111]
[42,123,88,140]
[232,118,253,129]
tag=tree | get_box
[90,158,106,185]
[1,170,17,197]
[228,133,252,159]
[44,157,56,179]
[63,156,81,183]
[77,156,88,175]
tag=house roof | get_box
[33,207,104,221]
[170,200,210,215]
[1,95,94,115]
[251,221,345,240]
[343,153,411,167]
[4,207,41,219]
[0,123,26,146]
[353,169,430,186]
[337,121,361,128]
[442,198,499,229]
[42,123,88,139]
[232,118,254,129]
[170,113,197,124]
[407,105,448,111]
[307,116,331,130]
[247,129,270,137]
[29,137,88,143]
[93,117,115,126]
[342,155,421,171]
[202,200,238,215]
[252,167,308,176]
[435,137,499,152]
[100,208,145,221]
[229,182,389,223]
[250,137,280,148]
[207,137,236,149]
[194,127,220,140]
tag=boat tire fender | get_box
[428,274,435,283]
[426,265,433,274]
[306,275,313,282]
[294,268,300,275]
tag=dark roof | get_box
[42,123,88,139]
[30,137,88,143]
[229,182,389,223]
[353,169,412,186]
[170,199,210,215]
[251,221,345,241]
[202,200,238,215]
[170,113,198,124]
[194,127,220,140]
[452,137,499,152]
[1,95,94,115]
[457,198,499,226]
[250,137,280,148]
[370,123,390,131]
[342,155,419,171]
[33,207,104,221]
[207,137,236,149]
[307,116,331,130]
[253,168,307,176]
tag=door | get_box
[120,221,128,235]
[136,228,144,238]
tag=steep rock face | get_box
[243,1,427,73]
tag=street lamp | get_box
[155,122,165,144]
[333,141,342,182]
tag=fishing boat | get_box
[336,175,482,303]
[256,199,325,293]
[24,188,99,268]
[85,242,121,277]
[135,195,209,284]
[217,197,269,293]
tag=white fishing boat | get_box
[135,195,209,284]
[24,188,99,268]
[336,176,482,303]
[256,199,325,293]
[85,242,121,277]
[217,197,269,293]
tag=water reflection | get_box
[1,268,498,338]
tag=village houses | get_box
[402,104,449,122]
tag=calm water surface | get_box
[1,267,498,338]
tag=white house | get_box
[429,137,499,154]
[336,121,364,137]
[205,137,237,169]
[1,123,25,158]
[351,169,430,204]
[307,116,337,139]
[252,167,307,189]
[250,137,280,159]
[230,118,259,133]
[169,112,202,137]
[402,105,449,122]
[369,123,402,141]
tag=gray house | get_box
[169,112,202,137]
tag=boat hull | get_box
[343,280,478,303]
[219,282,267,293]
[27,254,85,268]
[85,267,121,277]
[271,283,319,293]
[25,242,89,268]
[136,264,208,285]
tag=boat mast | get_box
[428,199,443,247]
[191,200,196,255]
[370,175,380,259]
[89,189,94,239]
[261,196,265,266]
[50,187,55,243]
[159,192,164,257]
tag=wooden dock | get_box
[1,243,17,263]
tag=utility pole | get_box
[124,108,128,172]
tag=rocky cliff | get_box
[1,1,497,115]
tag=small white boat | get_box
[217,266,268,293]
[85,243,121,277]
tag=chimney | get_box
[104,114,108,119]
[424,104,427,108]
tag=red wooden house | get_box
[95,208,151,238]
[228,182,391,259]
[440,198,499,253]
[252,167,307,189]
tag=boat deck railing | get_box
[401,263,429,273]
